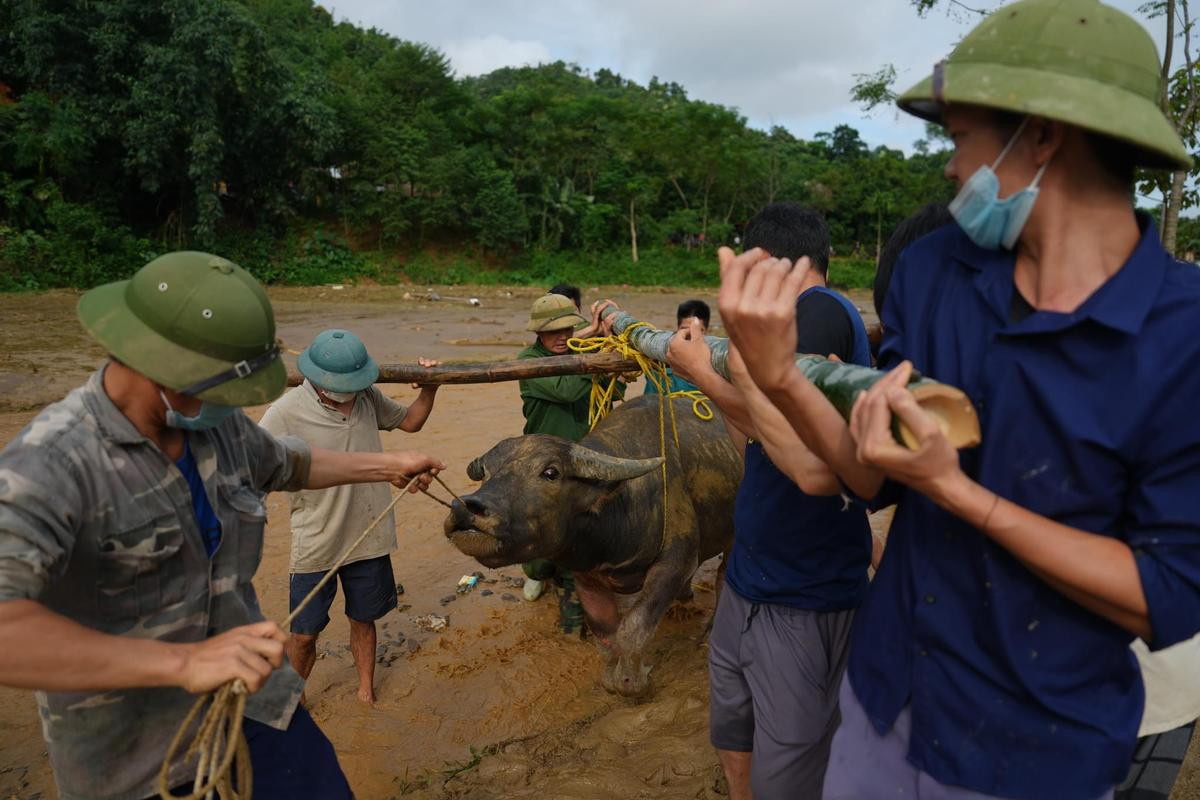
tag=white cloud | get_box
[328,0,1169,153]
[443,35,553,77]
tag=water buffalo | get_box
[444,394,742,697]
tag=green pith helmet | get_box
[297,329,379,392]
[898,0,1191,170]
[78,251,284,406]
[526,293,588,333]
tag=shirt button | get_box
[924,594,936,604]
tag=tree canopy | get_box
[0,0,959,288]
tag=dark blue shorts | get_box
[160,706,351,799]
[289,555,397,635]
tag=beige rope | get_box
[158,480,415,799]
[419,474,463,510]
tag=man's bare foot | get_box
[357,686,376,705]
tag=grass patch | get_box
[397,250,876,290]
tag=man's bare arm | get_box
[0,599,285,693]
[306,448,445,492]
[727,344,840,496]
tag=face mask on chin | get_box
[949,117,1051,251]
[319,388,357,404]
[160,390,237,431]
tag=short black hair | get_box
[548,284,582,309]
[874,203,954,317]
[676,299,711,328]
[742,203,830,276]
[990,110,1135,191]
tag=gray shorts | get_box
[708,583,855,799]
[823,676,1116,800]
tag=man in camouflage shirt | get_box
[0,252,443,800]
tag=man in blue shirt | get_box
[667,203,873,800]
[717,1,1200,798]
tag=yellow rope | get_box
[667,390,713,421]
[159,484,414,799]
[567,325,714,543]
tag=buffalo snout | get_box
[445,494,490,536]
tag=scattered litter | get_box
[412,613,448,632]
[500,593,519,603]
[330,284,345,290]
[402,291,414,300]
[426,291,442,302]
[456,574,479,594]
[480,589,493,597]
[501,575,525,589]
[397,603,412,613]
[395,582,405,596]
[468,297,482,307]
[439,594,457,606]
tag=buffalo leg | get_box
[699,541,732,645]
[574,572,621,667]
[606,538,699,697]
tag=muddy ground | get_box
[0,285,1196,800]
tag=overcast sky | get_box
[327,0,1164,155]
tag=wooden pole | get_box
[286,351,640,387]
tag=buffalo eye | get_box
[540,466,560,481]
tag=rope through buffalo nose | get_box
[419,473,463,510]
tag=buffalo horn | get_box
[566,445,664,483]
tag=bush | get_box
[827,258,875,290]
[213,227,379,285]
[0,199,156,290]
[398,246,720,288]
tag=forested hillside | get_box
[0,0,981,289]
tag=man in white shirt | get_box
[261,329,439,704]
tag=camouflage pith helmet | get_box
[898,0,1191,170]
[297,329,379,392]
[526,294,588,332]
[78,251,284,406]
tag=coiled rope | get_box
[158,473,462,800]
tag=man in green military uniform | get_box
[516,294,618,630]
[0,252,443,800]
[517,293,595,441]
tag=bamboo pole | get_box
[286,351,640,387]
[597,307,981,449]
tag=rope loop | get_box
[567,324,716,547]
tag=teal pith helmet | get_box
[297,329,380,393]
[77,251,284,406]
[898,0,1191,170]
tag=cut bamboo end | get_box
[901,383,981,450]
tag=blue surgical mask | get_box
[949,118,1051,251]
[160,390,237,431]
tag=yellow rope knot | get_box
[567,323,715,539]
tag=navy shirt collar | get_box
[952,213,1167,336]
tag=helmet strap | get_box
[179,345,280,396]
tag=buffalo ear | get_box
[565,444,663,483]
[467,457,486,481]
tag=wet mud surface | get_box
[0,285,1195,799]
